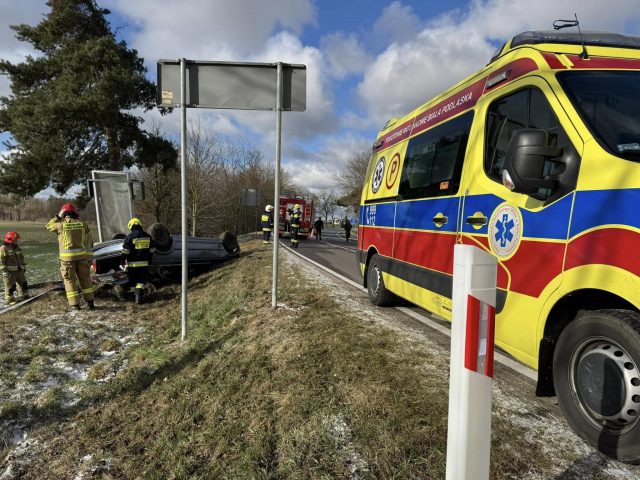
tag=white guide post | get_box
[446,244,497,480]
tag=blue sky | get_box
[1,0,640,195]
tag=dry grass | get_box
[0,240,613,479]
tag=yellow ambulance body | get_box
[358,30,640,461]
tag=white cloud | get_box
[104,0,316,61]
[321,32,372,79]
[0,0,48,97]
[287,133,371,192]
[372,1,422,46]
[357,0,640,125]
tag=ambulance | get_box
[358,30,640,461]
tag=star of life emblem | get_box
[371,157,385,194]
[489,204,522,259]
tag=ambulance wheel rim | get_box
[370,263,381,296]
[570,337,640,433]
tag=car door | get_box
[459,78,582,362]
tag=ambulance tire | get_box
[367,254,394,307]
[553,309,640,463]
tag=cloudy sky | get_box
[1,0,640,194]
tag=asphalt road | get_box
[285,227,361,283]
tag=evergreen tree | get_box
[0,0,176,196]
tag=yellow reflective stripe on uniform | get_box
[81,287,94,294]
[122,248,130,254]
[128,261,149,267]
[261,214,270,221]
[62,222,84,230]
[263,228,272,231]
[133,239,151,249]
[135,283,145,289]
[66,291,80,298]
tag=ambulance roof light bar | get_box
[553,14,588,59]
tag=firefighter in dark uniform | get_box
[261,204,274,244]
[122,218,155,304]
[290,204,302,248]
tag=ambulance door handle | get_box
[466,215,488,226]
[432,214,448,227]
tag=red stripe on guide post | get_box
[485,304,496,378]
[464,295,480,372]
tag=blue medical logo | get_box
[494,213,515,248]
[489,204,522,259]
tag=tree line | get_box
[0,0,372,237]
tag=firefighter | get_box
[261,205,274,244]
[46,203,95,309]
[122,218,155,304]
[0,231,28,305]
[290,204,302,248]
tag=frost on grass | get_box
[0,303,145,477]
[323,413,368,479]
[284,249,640,480]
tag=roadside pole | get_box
[180,58,188,341]
[446,245,497,480]
[272,62,282,308]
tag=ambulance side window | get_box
[485,88,569,199]
[399,111,473,199]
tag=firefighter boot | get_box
[87,300,96,309]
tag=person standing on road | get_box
[46,203,95,309]
[261,205,274,244]
[290,204,302,248]
[313,217,323,241]
[122,218,155,305]
[0,231,28,305]
[344,218,352,243]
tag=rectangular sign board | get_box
[157,60,306,111]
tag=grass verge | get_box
[1,240,577,479]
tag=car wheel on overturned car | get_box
[553,309,640,463]
[148,223,172,252]
[219,231,240,255]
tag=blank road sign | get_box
[157,60,306,111]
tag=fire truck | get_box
[278,196,314,239]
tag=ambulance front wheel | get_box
[367,254,394,307]
[553,309,640,463]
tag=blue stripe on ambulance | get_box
[570,188,640,238]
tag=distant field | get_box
[0,220,97,285]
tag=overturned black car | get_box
[92,224,241,281]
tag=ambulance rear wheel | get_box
[553,309,640,463]
[367,254,394,307]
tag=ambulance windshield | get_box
[558,70,640,161]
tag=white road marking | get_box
[283,243,537,382]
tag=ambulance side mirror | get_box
[503,129,562,196]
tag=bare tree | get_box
[316,189,338,224]
[185,120,223,236]
[134,130,176,227]
[334,150,371,210]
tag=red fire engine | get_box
[278,196,314,239]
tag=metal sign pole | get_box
[271,62,283,308]
[180,58,188,340]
